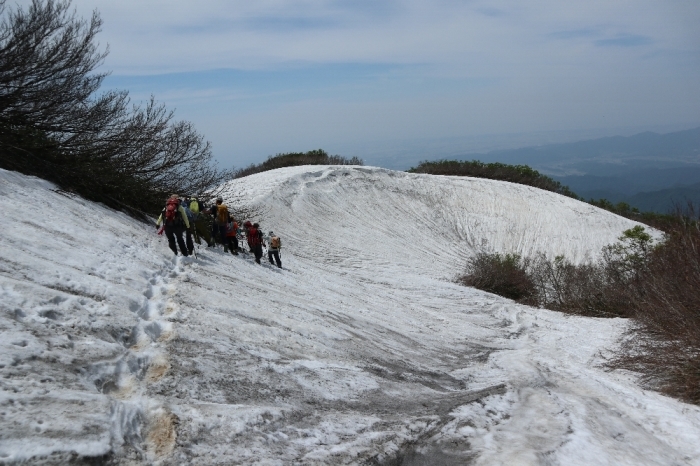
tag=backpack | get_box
[164,198,181,225]
[270,236,281,249]
[216,204,229,225]
[181,200,194,221]
[225,221,238,237]
[248,227,261,246]
[189,198,200,214]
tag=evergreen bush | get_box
[234,149,362,179]
[407,159,579,199]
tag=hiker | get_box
[211,197,230,249]
[225,217,239,255]
[187,196,213,247]
[265,230,282,268]
[180,198,195,255]
[247,222,264,264]
[243,220,253,252]
[156,194,191,256]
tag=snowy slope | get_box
[1,166,698,465]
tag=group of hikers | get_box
[155,194,282,268]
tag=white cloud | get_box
[40,0,698,75]
[8,0,700,165]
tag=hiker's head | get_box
[269,231,274,236]
[169,194,179,200]
[216,197,223,205]
[253,223,259,228]
[244,221,251,227]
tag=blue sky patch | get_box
[548,28,600,40]
[595,34,653,47]
[104,63,498,110]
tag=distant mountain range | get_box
[455,127,700,213]
[472,127,700,176]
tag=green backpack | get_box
[189,198,200,214]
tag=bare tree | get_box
[0,0,233,218]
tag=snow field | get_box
[0,166,699,465]
[0,170,185,462]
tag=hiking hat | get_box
[269,231,274,236]
[253,223,259,228]
[216,197,223,203]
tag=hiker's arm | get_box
[178,207,191,229]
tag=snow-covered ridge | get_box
[224,165,652,273]
[1,167,697,465]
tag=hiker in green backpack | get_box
[187,197,213,247]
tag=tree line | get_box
[408,159,688,231]
[233,149,362,179]
[407,159,580,199]
[0,0,232,219]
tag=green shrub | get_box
[613,218,700,404]
[460,252,536,303]
[459,222,700,405]
[234,149,362,178]
[407,159,579,199]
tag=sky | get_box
[22,0,700,168]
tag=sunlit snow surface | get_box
[1,166,698,465]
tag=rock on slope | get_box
[0,166,698,465]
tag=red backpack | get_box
[248,226,261,246]
[164,198,181,225]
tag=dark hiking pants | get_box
[254,244,263,264]
[215,224,227,246]
[226,236,238,254]
[268,250,281,268]
[185,228,194,253]
[165,224,188,256]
